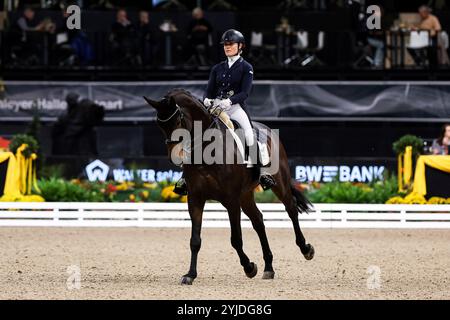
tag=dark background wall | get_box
[0,119,443,159]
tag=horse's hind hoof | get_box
[303,244,315,261]
[262,271,275,280]
[245,262,258,278]
[180,276,195,285]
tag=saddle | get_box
[208,106,271,168]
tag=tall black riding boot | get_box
[173,173,188,196]
[250,142,276,191]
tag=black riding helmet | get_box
[220,29,245,45]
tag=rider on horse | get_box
[174,29,276,195]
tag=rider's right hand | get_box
[203,98,213,107]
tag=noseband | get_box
[157,100,218,146]
[157,103,185,145]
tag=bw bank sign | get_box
[295,165,385,183]
[85,159,182,183]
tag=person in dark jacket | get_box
[52,93,104,156]
[174,29,276,195]
[110,8,139,65]
[185,7,212,65]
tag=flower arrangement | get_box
[386,193,450,204]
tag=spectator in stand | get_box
[11,7,55,65]
[408,5,442,68]
[109,8,139,66]
[432,123,450,155]
[136,10,156,66]
[185,7,213,66]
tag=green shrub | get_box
[37,178,104,202]
[305,176,401,204]
[392,134,423,157]
[8,134,39,158]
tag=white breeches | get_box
[223,103,255,146]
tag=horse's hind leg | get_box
[224,201,258,279]
[272,171,315,261]
[181,196,205,285]
[240,191,275,279]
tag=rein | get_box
[159,101,220,146]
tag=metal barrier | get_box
[0,202,450,229]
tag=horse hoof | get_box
[303,244,315,261]
[180,276,195,285]
[245,262,258,278]
[262,271,275,280]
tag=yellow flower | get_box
[143,182,157,189]
[386,196,405,204]
[129,194,136,201]
[141,190,149,199]
[116,183,128,191]
[427,197,447,205]
[404,192,426,203]
[161,186,179,200]
[180,195,188,203]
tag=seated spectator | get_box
[407,5,441,68]
[109,8,140,66]
[432,123,450,155]
[10,7,52,65]
[185,7,212,66]
[52,6,79,66]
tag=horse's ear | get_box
[168,96,177,108]
[143,96,161,109]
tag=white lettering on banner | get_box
[86,160,182,183]
[0,99,124,112]
[322,166,339,182]
[295,165,385,183]
[94,100,123,110]
[340,166,351,181]
[350,166,362,182]
[295,166,322,182]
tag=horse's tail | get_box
[290,179,313,214]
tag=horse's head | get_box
[143,88,211,162]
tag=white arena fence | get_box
[0,202,450,229]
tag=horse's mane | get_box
[165,88,214,123]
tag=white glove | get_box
[218,99,232,110]
[203,98,213,107]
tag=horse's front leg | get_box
[180,196,205,285]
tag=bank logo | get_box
[86,159,109,182]
[295,165,385,183]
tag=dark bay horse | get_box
[144,88,314,285]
